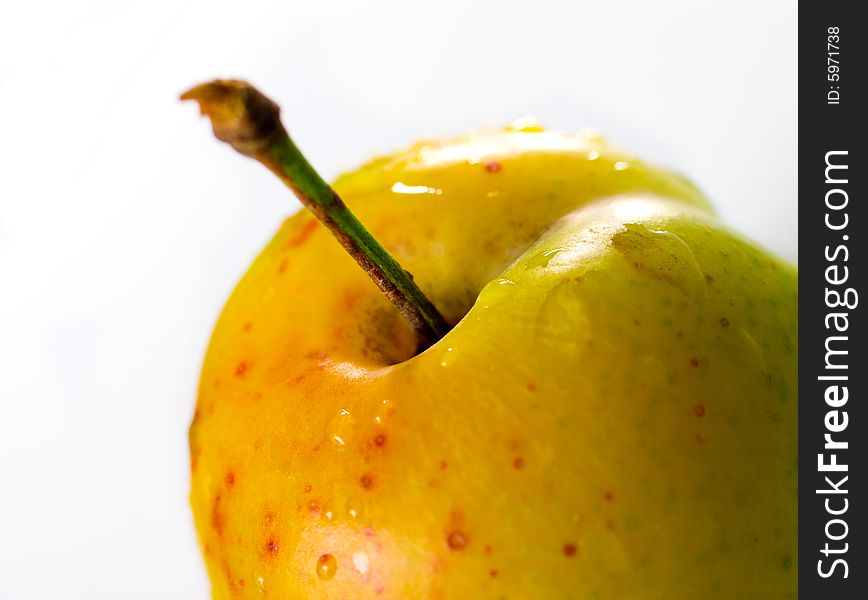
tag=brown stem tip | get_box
[181,80,285,160]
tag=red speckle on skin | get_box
[720,317,730,327]
[211,493,225,538]
[225,471,236,488]
[689,358,700,368]
[483,545,492,555]
[263,537,280,557]
[563,543,578,557]
[235,361,250,377]
[308,500,320,515]
[694,404,706,417]
[303,484,312,493]
[360,473,375,490]
[445,510,468,550]
[695,433,706,444]
[430,558,444,574]
[374,434,387,447]
[342,288,363,310]
[676,331,684,339]
[603,490,614,502]
[277,259,288,274]
[439,460,448,470]
[263,511,276,525]
[513,458,524,470]
[606,519,616,531]
[447,530,468,550]
[242,322,253,332]
[526,382,538,392]
[489,569,499,578]
[223,559,237,591]
[288,219,319,247]
[238,579,245,588]
[484,160,502,173]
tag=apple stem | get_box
[181,80,451,350]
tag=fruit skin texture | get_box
[190,127,797,599]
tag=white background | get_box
[0,1,795,598]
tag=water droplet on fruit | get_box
[739,328,766,371]
[439,347,457,368]
[391,182,443,195]
[447,530,468,550]
[614,161,630,171]
[316,554,338,580]
[577,128,605,143]
[478,278,516,310]
[526,248,564,269]
[587,150,600,161]
[329,409,354,450]
[256,576,266,593]
[611,224,707,299]
[352,551,370,575]
[506,116,545,132]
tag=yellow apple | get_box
[186,84,797,599]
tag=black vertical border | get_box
[799,3,865,598]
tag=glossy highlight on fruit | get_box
[189,122,797,599]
